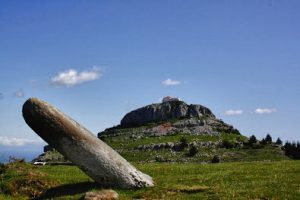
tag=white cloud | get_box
[255,108,277,114]
[14,89,24,98]
[50,67,102,87]
[0,137,43,147]
[223,109,243,116]
[162,78,181,86]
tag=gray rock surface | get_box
[84,190,118,200]
[99,101,239,138]
[32,150,70,164]
[121,101,215,126]
[22,98,153,188]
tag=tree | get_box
[248,135,257,144]
[284,141,300,159]
[260,134,272,145]
[275,137,283,145]
[260,138,267,145]
[265,134,272,144]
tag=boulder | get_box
[84,190,118,200]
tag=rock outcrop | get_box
[121,101,215,127]
[32,145,70,164]
[22,98,154,188]
[99,101,239,138]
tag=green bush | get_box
[179,137,188,150]
[222,139,235,149]
[187,146,198,157]
[212,155,220,163]
[0,163,6,174]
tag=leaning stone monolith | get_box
[22,98,154,188]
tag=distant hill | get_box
[33,100,287,164]
[100,101,239,137]
[98,100,286,163]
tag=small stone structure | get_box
[22,98,153,188]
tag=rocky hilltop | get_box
[121,101,215,127]
[99,101,239,137]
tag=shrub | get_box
[211,155,220,163]
[222,139,235,149]
[187,146,198,157]
[0,162,6,174]
[231,129,241,135]
[0,160,56,198]
[179,137,188,150]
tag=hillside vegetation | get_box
[97,101,288,163]
[100,130,287,163]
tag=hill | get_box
[33,100,288,164]
[97,100,287,163]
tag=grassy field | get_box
[1,160,299,199]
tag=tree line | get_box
[247,134,300,160]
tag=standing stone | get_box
[22,98,153,188]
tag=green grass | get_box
[0,160,56,199]
[1,160,299,199]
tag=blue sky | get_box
[1,0,300,152]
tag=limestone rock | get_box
[22,98,153,188]
[84,190,118,200]
[120,101,215,127]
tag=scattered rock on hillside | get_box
[32,150,69,164]
[135,141,225,151]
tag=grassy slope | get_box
[1,160,299,199]
[101,133,288,163]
